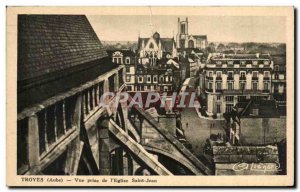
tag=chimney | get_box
[256,53,260,58]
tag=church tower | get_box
[176,17,189,48]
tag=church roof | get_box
[137,36,175,53]
[18,15,108,81]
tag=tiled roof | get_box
[18,15,108,81]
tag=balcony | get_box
[252,77,258,81]
[239,76,246,81]
[215,89,223,93]
[263,77,270,81]
[206,76,213,80]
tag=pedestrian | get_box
[186,122,189,129]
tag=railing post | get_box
[98,114,111,175]
[28,114,40,169]
[64,94,82,175]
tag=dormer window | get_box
[264,60,270,65]
[252,60,258,65]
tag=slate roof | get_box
[18,15,108,81]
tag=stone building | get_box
[176,17,208,49]
[107,50,137,91]
[203,53,273,116]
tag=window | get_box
[225,96,234,102]
[216,82,222,90]
[160,76,164,82]
[216,104,221,113]
[138,77,143,83]
[153,76,157,83]
[208,82,213,89]
[113,58,117,63]
[208,71,213,77]
[240,72,246,78]
[216,71,222,77]
[240,82,245,90]
[181,24,185,34]
[275,65,279,71]
[126,76,130,82]
[252,71,258,78]
[264,71,270,77]
[217,96,221,100]
[117,58,122,64]
[264,82,269,90]
[127,86,132,91]
[126,67,130,73]
[226,104,234,113]
[275,74,279,80]
[125,57,130,64]
[238,96,247,102]
[227,82,233,91]
[149,43,154,49]
[228,71,233,78]
[252,82,258,91]
[147,76,151,82]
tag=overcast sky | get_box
[87,15,286,43]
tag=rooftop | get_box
[18,15,108,82]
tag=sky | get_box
[87,15,286,43]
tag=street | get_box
[180,77,226,155]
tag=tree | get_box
[216,43,226,52]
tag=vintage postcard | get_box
[6,6,294,187]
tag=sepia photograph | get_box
[6,6,294,187]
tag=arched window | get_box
[149,43,154,49]
[188,40,194,48]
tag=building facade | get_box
[137,32,177,64]
[176,17,208,49]
[107,50,137,91]
[203,53,273,115]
